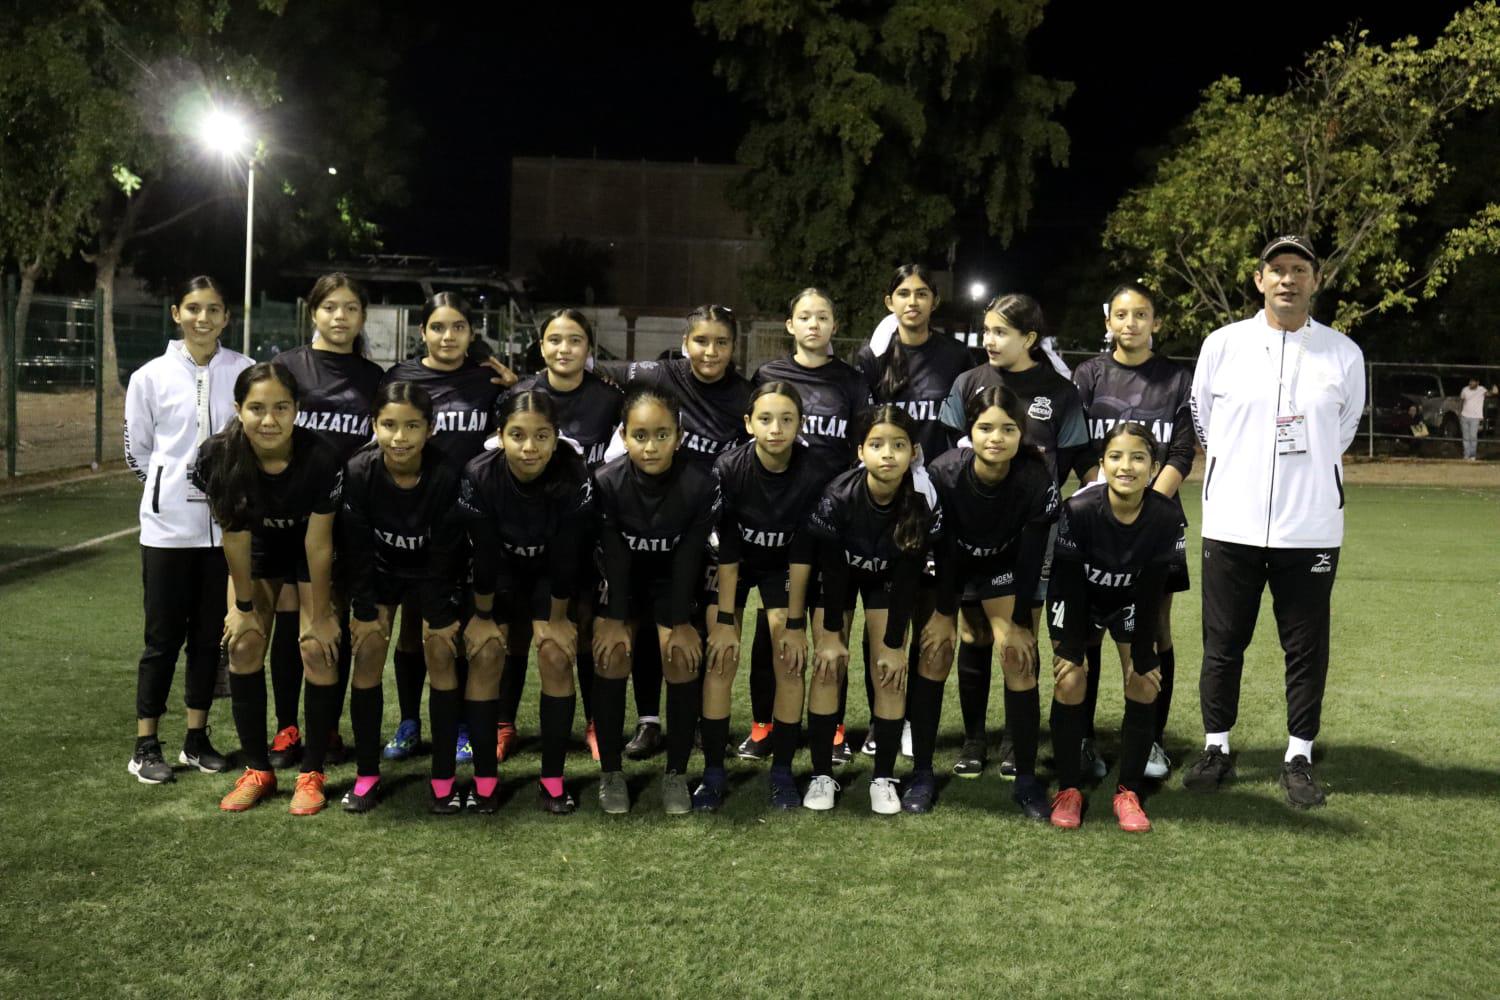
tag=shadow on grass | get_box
[0,544,115,587]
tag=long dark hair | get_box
[786,286,838,322]
[308,272,369,356]
[852,403,929,554]
[199,363,300,529]
[495,390,588,502]
[684,304,736,340]
[962,384,1046,468]
[371,380,434,424]
[621,382,682,430]
[417,291,480,363]
[875,264,939,402]
[983,292,1046,366]
[540,307,594,346]
[177,274,227,306]
[1102,420,1161,460]
[1106,280,1157,315]
[745,380,804,419]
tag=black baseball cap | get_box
[1260,235,1318,267]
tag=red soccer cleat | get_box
[1112,786,1152,832]
[1050,787,1085,829]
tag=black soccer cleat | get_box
[624,721,662,760]
[1279,755,1325,808]
[952,738,987,778]
[1182,746,1235,792]
[900,770,937,814]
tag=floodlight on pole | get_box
[198,107,255,355]
[968,281,988,304]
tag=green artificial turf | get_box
[1,474,1496,998]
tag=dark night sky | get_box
[381,1,1472,298]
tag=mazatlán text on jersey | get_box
[296,411,371,436]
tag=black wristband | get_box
[473,607,493,621]
[716,609,736,626]
[234,599,253,613]
[784,615,806,630]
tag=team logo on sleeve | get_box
[1028,397,1053,421]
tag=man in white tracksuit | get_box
[1183,236,1365,808]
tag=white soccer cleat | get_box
[802,775,840,811]
[869,777,901,815]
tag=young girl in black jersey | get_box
[194,364,344,815]
[263,273,383,772]
[807,404,942,815]
[924,386,1060,818]
[496,309,623,764]
[338,382,467,813]
[697,382,821,811]
[1046,423,1184,832]
[939,293,1091,779]
[461,390,594,814]
[1071,282,1194,779]
[738,288,869,766]
[590,385,721,815]
[380,292,502,768]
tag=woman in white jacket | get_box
[123,276,252,784]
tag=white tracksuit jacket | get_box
[123,342,253,548]
[1191,310,1365,549]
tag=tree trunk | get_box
[15,261,41,372]
[90,189,147,404]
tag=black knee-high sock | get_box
[808,712,837,775]
[301,681,338,773]
[576,648,595,721]
[270,611,301,730]
[393,648,425,723]
[429,687,460,781]
[230,670,270,770]
[700,715,730,771]
[1003,686,1040,777]
[466,697,500,779]
[497,651,527,725]
[665,680,698,773]
[956,641,993,742]
[350,685,383,777]
[539,693,575,779]
[862,633,876,716]
[594,675,628,771]
[454,654,469,710]
[772,719,801,770]
[871,716,902,779]
[1083,644,1103,739]
[1050,699,1085,790]
[633,625,662,719]
[749,611,774,724]
[907,675,944,774]
[332,618,351,731]
[1120,698,1155,795]
[1155,647,1175,745]
[836,670,848,726]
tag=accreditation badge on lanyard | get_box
[186,364,212,502]
[1274,326,1310,457]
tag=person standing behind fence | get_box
[1459,377,1495,461]
[123,276,252,784]
[1185,235,1365,808]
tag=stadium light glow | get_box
[968,281,988,303]
[199,109,250,157]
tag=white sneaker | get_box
[1080,738,1107,779]
[869,777,901,815]
[900,720,914,759]
[803,775,840,811]
[1144,742,1171,779]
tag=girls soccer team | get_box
[127,269,1191,831]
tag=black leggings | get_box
[136,546,226,719]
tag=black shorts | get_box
[495,571,582,627]
[958,557,1022,603]
[251,536,309,583]
[597,572,686,630]
[1091,603,1138,645]
[362,572,459,630]
[1165,553,1191,594]
[705,563,790,612]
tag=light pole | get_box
[198,109,254,356]
[967,281,988,344]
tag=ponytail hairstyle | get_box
[962,384,1046,468]
[495,389,588,502]
[876,264,939,402]
[1105,280,1157,316]
[199,362,301,530]
[539,307,595,347]
[307,272,370,356]
[745,380,804,420]
[983,292,1046,365]
[684,304,737,340]
[177,274,227,306]
[786,286,838,322]
[371,379,434,425]
[1101,420,1161,461]
[621,382,683,431]
[851,403,930,555]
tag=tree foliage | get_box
[1103,2,1500,346]
[694,0,1071,333]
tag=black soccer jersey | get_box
[506,369,623,469]
[753,355,870,481]
[1071,352,1195,484]
[853,332,974,460]
[380,358,500,467]
[271,345,384,465]
[458,448,594,604]
[339,441,465,622]
[927,448,1060,620]
[593,454,722,626]
[940,363,1091,487]
[806,467,942,648]
[194,425,343,546]
[713,440,824,580]
[1047,487,1185,669]
[606,358,753,469]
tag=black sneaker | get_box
[467,784,501,815]
[1183,746,1235,792]
[1012,775,1051,821]
[128,740,175,784]
[952,738,987,778]
[180,730,229,773]
[1279,755,1325,808]
[624,721,662,760]
[769,767,800,809]
[692,768,728,812]
[342,782,380,813]
[430,784,465,815]
[900,770,937,814]
[537,782,577,815]
[736,724,773,761]
[860,731,878,757]
[997,734,1017,779]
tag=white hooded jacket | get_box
[123,341,253,547]
[1191,310,1365,549]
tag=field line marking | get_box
[0,526,138,577]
